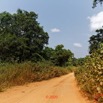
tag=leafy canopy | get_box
[0,9,49,62]
[42,44,74,67]
[89,28,103,54]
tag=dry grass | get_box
[0,61,70,91]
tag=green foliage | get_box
[53,45,74,66]
[75,43,103,102]
[42,47,54,61]
[89,28,103,54]
[0,9,49,62]
[42,45,74,67]
[93,0,103,8]
[0,9,74,66]
[0,61,70,91]
[70,57,86,66]
[77,58,85,66]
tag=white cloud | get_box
[88,11,103,31]
[73,43,82,48]
[51,28,60,33]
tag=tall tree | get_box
[0,9,49,62]
[89,28,103,54]
[52,44,74,66]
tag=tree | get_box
[71,57,86,66]
[93,0,103,8]
[89,28,103,54]
[0,9,49,62]
[77,58,85,66]
[41,45,74,66]
[72,58,78,66]
[42,47,54,61]
[52,44,74,66]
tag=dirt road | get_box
[0,73,92,103]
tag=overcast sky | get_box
[0,0,103,58]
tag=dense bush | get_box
[0,61,70,92]
[75,43,103,103]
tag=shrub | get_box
[0,61,69,91]
[75,43,103,103]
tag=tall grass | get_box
[0,61,70,91]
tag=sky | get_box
[0,0,103,58]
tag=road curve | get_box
[0,73,92,103]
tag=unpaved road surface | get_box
[0,73,92,103]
